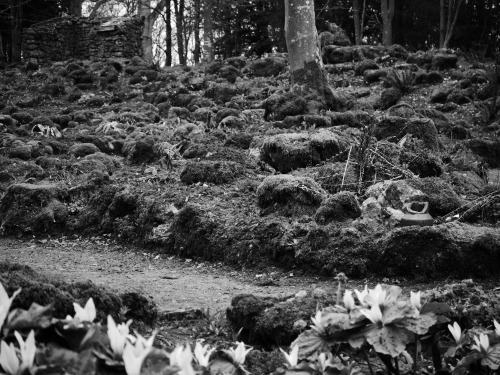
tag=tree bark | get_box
[9,0,22,63]
[352,0,362,45]
[173,0,185,65]
[442,0,463,49]
[139,0,166,63]
[202,0,214,62]
[166,0,172,66]
[380,0,394,46]
[439,0,446,48]
[193,0,201,64]
[284,0,333,111]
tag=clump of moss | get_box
[180,160,244,185]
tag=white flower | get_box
[280,344,299,368]
[169,345,195,375]
[354,285,369,306]
[73,298,96,322]
[448,322,462,345]
[310,310,326,335]
[194,342,214,367]
[410,291,422,310]
[494,320,500,337]
[107,315,132,358]
[472,334,490,354]
[0,341,20,375]
[222,342,252,365]
[0,282,21,331]
[122,338,153,375]
[14,330,36,373]
[317,352,335,372]
[360,304,384,325]
[365,284,387,307]
[343,290,355,311]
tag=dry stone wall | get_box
[23,16,143,64]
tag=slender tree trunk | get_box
[166,1,172,66]
[380,0,394,46]
[173,0,185,64]
[139,0,166,63]
[9,0,22,63]
[202,0,214,62]
[0,35,5,63]
[442,0,463,49]
[193,0,201,64]
[69,0,83,17]
[352,0,362,45]
[284,0,333,112]
[439,0,446,48]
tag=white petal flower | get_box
[222,342,252,365]
[448,322,462,345]
[14,330,36,373]
[169,345,195,375]
[73,298,96,322]
[343,290,355,311]
[0,341,20,375]
[122,337,153,375]
[0,283,21,331]
[472,334,490,354]
[194,342,214,367]
[310,310,326,335]
[494,320,500,337]
[107,315,132,358]
[354,285,369,306]
[410,291,422,310]
[280,344,299,368]
[317,352,335,372]
[366,284,387,307]
[360,304,384,325]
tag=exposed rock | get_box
[257,175,327,216]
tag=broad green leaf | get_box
[364,325,409,357]
[482,344,500,370]
[380,303,412,325]
[420,302,451,315]
[291,329,331,359]
[6,303,53,331]
[209,359,238,375]
[404,313,437,335]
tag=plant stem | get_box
[395,356,400,375]
[363,349,375,375]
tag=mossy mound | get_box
[256,175,327,216]
[406,177,462,216]
[375,116,440,151]
[0,262,157,324]
[0,183,68,235]
[375,223,500,278]
[314,191,361,224]
[260,129,350,173]
[180,160,244,185]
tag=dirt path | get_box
[0,237,326,314]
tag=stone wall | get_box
[23,16,143,64]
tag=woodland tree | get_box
[440,0,463,49]
[380,0,394,46]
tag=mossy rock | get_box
[0,183,68,235]
[260,129,350,173]
[406,177,462,216]
[167,204,220,260]
[249,57,286,77]
[180,160,244,185]
[122,133,159,164]
[375,116,440,151]
[468,138,500,167]
[326,110,373,128]
[68,143,100,158]
[256,175,327,216]
[314,191,361,224]
[204,83,238,103]
[374,223,500,278]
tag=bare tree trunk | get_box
[202,0,214,62]
[139,0,166,63]
[380,0,394,46]
[9,0,22,63]
[352,0,362,45]
[193,0,201,64]
[173,0,185,65]
[442,0,463,49]
[68,0,83,17]
[285,0,333,112]
[166,1,172,66]
[439,0,446,48]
